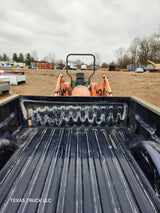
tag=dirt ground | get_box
[0,68,160,108]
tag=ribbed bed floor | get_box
[0,127,156,213]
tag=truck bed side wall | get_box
[129,97,160,139]
[0,95,21,135]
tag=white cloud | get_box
[0,0,160,63]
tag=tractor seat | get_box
[76,73,85,85]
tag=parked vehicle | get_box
[137,63,150,72]
[0,70,27,85]
[68,62,78,70]
[135,67,144,73]
[14,62,25,68]
[147,60,160,72]
[81,64,87,70]
[0,61,12,68]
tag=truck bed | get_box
[0,126,157,213]
[0,95,160,213]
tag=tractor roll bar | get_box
[66,53,96,86]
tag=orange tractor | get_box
[55,54,112,97]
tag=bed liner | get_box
[0,95,160,213]
[0,126,157,213]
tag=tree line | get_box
[115,30,160,68]
[0,53,34,65]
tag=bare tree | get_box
[101,62,108,68]
[137,36,150,64]
[94,52,101,66]
[46,53,56,63]
[115,27,160,68]
[115,47,132,68]
[115,47,126,68]
[148,33,160,63]
[31,51,38,61]
[75,59,82,69]
[109,61,116,66]
[57,59,64,64]
[129,37,140,64]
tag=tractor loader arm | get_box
[95,75,112,96]
[55,73,71,96]
[55,73,63,96]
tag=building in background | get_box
[30,61,54,69]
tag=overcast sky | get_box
[0,0,160,64]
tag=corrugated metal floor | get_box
[0,127,157,213]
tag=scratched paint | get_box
[25,104,128,127]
